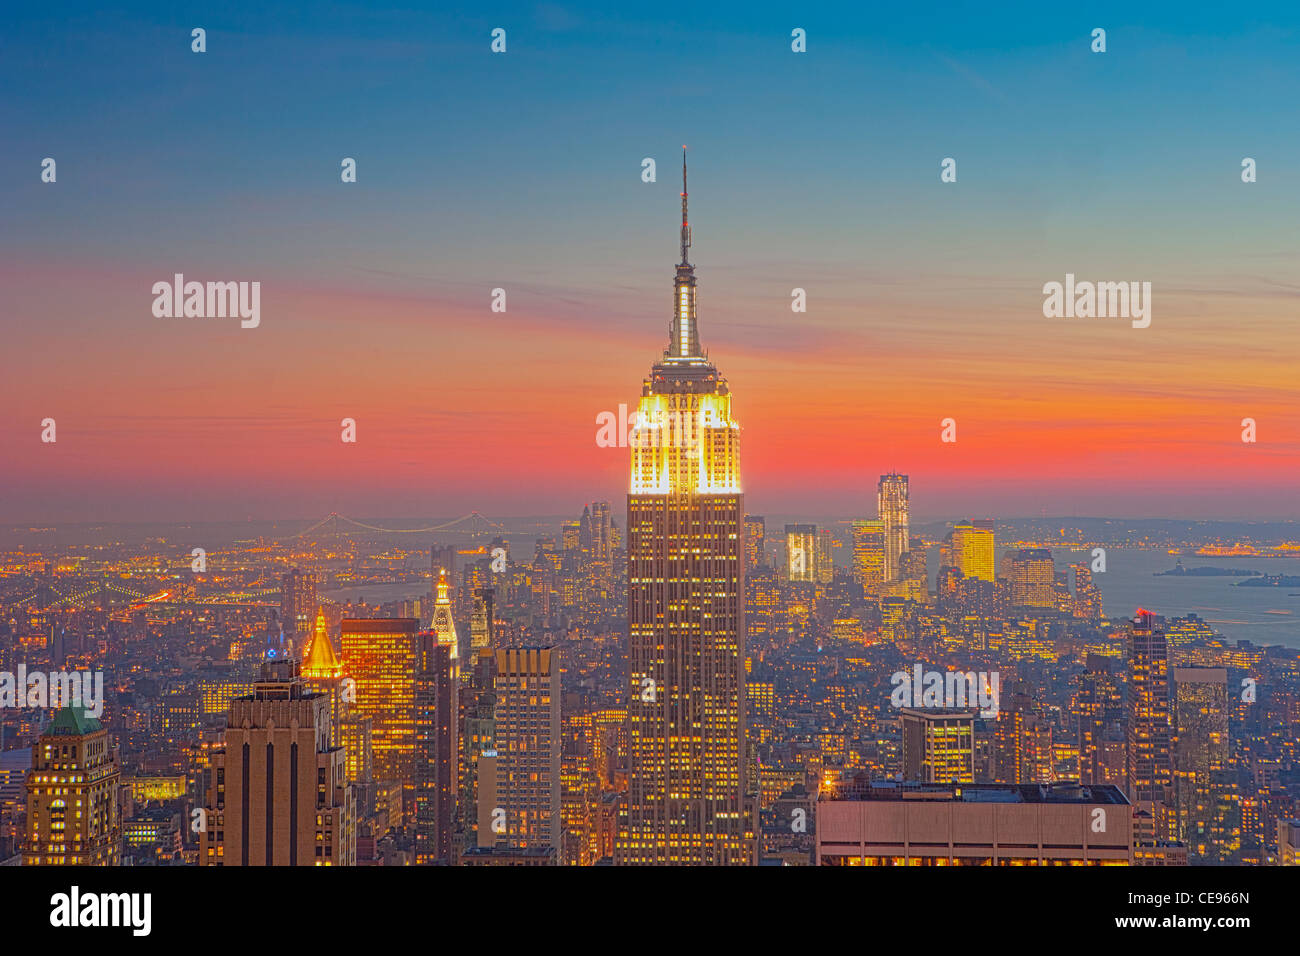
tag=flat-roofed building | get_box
[816,777,1131,865]
[1001,548,1056,608]
[1133,841,1189,866]
[339,618,420,790]
[460,844,559,866]
[900,709,975,784]
[491,647,561,855]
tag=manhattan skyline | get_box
[5,8,1300,939]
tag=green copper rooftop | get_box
[46,703,101,736]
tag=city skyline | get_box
[3,1,1299,918]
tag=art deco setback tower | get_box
[619,153,753,865]
[200,659,353,866]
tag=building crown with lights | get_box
[432,568,459,661]
[629,149,740,496]
[302,608,343,680]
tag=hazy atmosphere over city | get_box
[0,0,1294,941]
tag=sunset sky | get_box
[3,2,1299,522]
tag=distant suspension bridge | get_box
[289,511,523,538]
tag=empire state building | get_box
[617,152,755,865]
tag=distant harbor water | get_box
[322,550,1300,649]
[918,548,1299,648]
[1060,549,1298,648]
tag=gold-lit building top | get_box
[432,568,459,661]
[302,607,343,679]
[629,150,740,497]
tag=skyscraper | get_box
[200,659,353,866]
[1172,667,1228,858]
[280,568,316,653]
[1021,718,1056,785]
[301,608,346,748]
[900,708,975,784]
[24,705,121,866]
[584,501,615,561]
[620,153,753,865]
[851,520,885,597]
[561,710,601,866]
[1075,654,1124,786]
[432,568,461,672]
[414,633,456,864]
[1071,563,1104,620]
[458,551,490,619]
[339,618,420,792]
[593,501,615,560]
[491,647,561,855]
[339,713,373,786]
[784,524,817,583]
[470,587,495,651]
[1127,610,1173,838]
[460,647,498,844]
[993,681,1034,784]
[743,515,765,572]
[877,474,909,583]
[897,539,930,602]
[951,520,995,583]
[431,545,458,590]
[1002,548,1056,608]
[815,528,834,584]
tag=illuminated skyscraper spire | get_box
[432,567,459,663]
[633,155,740,496]
[302,608,343,679]
[680,147,691,267]
[669,146,701,361]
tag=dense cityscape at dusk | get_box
[5,168,1298,874]
[3,0,1295,940]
